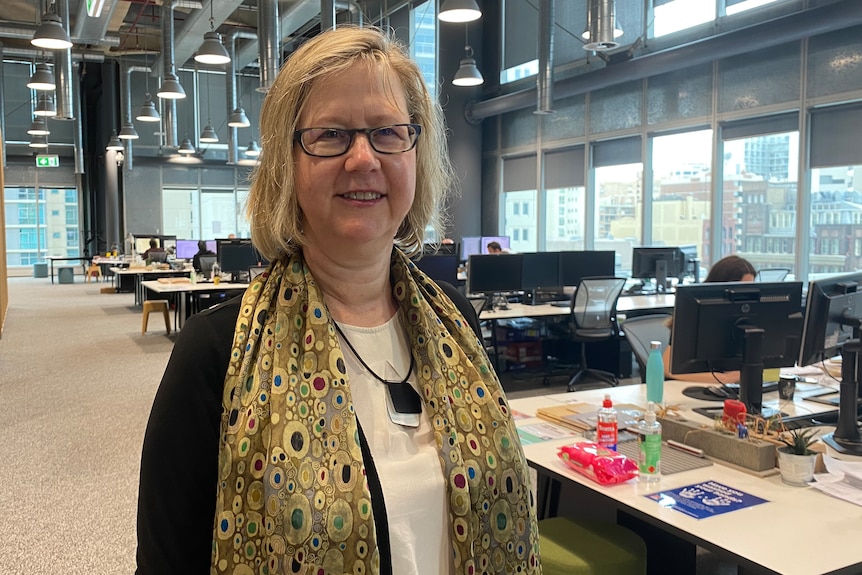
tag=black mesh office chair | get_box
[198,254,217,276]
[756,268,790,282]
[622,313,672,383]
[567,277,627,391]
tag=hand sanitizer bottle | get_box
[646,341,664,405]
[638,402,662,483]
[596,394,618,451]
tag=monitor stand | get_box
[737,325,781,419]
[822,339,862,456]
[655,260,669,293]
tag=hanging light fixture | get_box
[34,93,57,117]
[199,71,219,143]
[106,131,124,151]
[177,138,196,154]
[245,139,261,157]
[29,134,49,148]
[157,72,186,99]
[582,0,623,52]
[228,106,250,128]
[452,25,483,87]
[438,0,482,23]
[136,95,161,122]
[28,117,51,136]
[31,8,72,50]
[195,3,230,65]
[27,62,56,91]
[118,122,139,140]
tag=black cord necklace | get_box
[332,320,422,414]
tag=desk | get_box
[46,255,93,284]
[112,267,190,305]
[510,381,862,575]
[141,280,248,330]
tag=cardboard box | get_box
[501,341,544,369]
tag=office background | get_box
[2,0,862,331]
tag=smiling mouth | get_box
[341,191,382,200]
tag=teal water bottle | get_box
[646,341,664,405]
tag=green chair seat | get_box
[540,516,647,575]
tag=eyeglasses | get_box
[294,124,422,157]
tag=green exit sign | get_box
[86,0,105,17]
[36,155,59,168]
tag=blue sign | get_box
[645,481,769,519]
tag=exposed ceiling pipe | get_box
[55,0,75,120]
[537,0,555,115]
[162,0,179,148]
[227,32,239,165]
[321,0,336,31]
[121,62,134,171]
[0,47,104,62]
[71,0,121,46]
[466,0,862,122]
[71,63,84,174]
[257,0,280,93]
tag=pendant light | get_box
[177,138,196,154]
[29,134,49,148]
[27,63,56,91]
[136,53,161,122]
[194,3,230,65]
[31,7,72,50]
[157,72,186,99]
[199,71,219,143]
[28,117,51,136]
[438,0,482,23]
[118,122,139,140]
[452,25,483,87]
[34,93,57,117]
[228,106,250,128]
[245,139,261,157]
[106,131,124,151]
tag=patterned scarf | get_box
[211,248,541,575]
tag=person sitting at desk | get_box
[191,240,215,272]
[486,241,514,254]
[142,238,164,261]
[663,255,756,383]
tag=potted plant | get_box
[776,428,819,486]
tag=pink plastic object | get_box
[557,442,639,485]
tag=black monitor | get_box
[175,239,216,259]
[414,254,459,286]
[467,254,524,295]
[521,252,561,291]
[216,239,267,280]
[797,272,862,455]
[559,251,616,288]
[423,242,458,256]
[670,281,804,416]
[632,246,688,292]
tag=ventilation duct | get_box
[583,0,619,52]
[321,0,336,31]
[257,0,280,93]
[536,0,555,114]
[161,0,179,147]
[54,0,75,120]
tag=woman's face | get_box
[293,60,416,257]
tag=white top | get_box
[336,315,455,575]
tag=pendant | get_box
[385,383,422,428]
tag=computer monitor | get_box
[134,236,156,255]
[559,251,616,288]
[520,252,561,291]
[467,254,524,295]
[216,239,267,280]
[423,242,458,256]
[414,254,459,286]
[631,246,688,292]
[175,239,216,259]
[460,236,482,261]
[797,272,862,455]
[670,281,804,416]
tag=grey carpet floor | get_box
[0,276,735,574]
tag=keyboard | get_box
[549,301,570,308]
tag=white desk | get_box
[111,267,189,305]
[141,279,248,329]
[477,294,675,321]
[510,381,862,575]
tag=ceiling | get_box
[0,0,372,73]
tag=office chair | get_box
[621,313,672,383]
[567,277,627,391]
[756,268,790,282]
[198,255,217,277]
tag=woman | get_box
[136,27,541,575]
[663,254,756,382]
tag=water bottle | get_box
[596,394,618,451]
[646,340,665,405]
[190,269,197,285]
[211,261,221,284]
[637,402,662,483]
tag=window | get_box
[651,130,712,268]
[4,185,77,266]
[410,1,437,97]
[653,0,715,38]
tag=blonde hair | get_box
[246,26,455,261]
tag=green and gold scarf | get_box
[211,248,541,575]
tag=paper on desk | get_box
[810,455,862,507]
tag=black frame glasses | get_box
[294,123,422,157]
